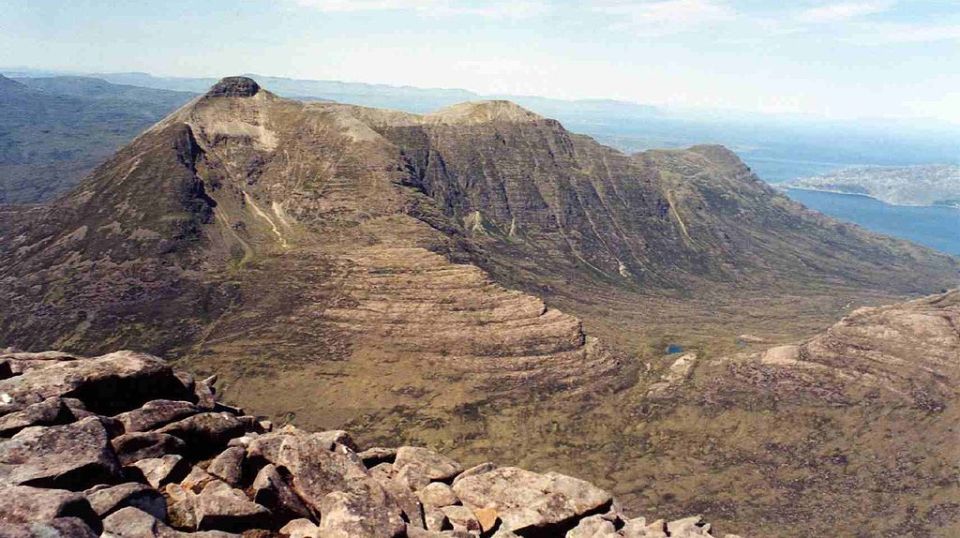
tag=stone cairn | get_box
[0,349,737,538]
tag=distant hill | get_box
[784,164,960,207]
[84,72,960,174]
[4,69,959,204]
[0,74,193,203]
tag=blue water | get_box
[784,189,960,255]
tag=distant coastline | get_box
[781,164,960,209]
[782,186,960,209]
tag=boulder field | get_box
[0,348,735,537]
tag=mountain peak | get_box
[204,76,261,98]
[427,100,544,124]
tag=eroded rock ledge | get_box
[0,348,736,538]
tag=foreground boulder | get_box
[0,416,121,489]
[0,349,732,536]
[0,351,189,415]
[85,482,167,520]
[452,467,612,534]
[0,485,101,531]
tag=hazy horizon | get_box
[3,0,957,123]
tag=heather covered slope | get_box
[1,77,959,536]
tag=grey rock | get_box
[667,515,712,537]
[272,430,369,511]
[394,446,463,482]
[371,473,424,528]
[440,505,481,534]
[114,400,199,433]
[423,507,449,531]
[102,506,239,537]
[157,413,246,457]
[128,454,188,488]
[195,480,271,531]
[206,446,245,486]
[0,416,121,490]
[452,462,497,486]
[0,485,101,531]
[316,480,406,538]
[358,446,397,467]
[416,481,459,508]
[250,463,312,520]
[0,351,187,416]
[452,467,612,534]
[85,482,166,519]
[181,465,217,493]
[0,396,67,437]
[313,429,357,451]
[111,431,186,465]
[279,518,320,538]
[621,518,667,538]
[566,515,619,537]
[0,518,98,538]
[205,77,260,99]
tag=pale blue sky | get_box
[2,0,958,121]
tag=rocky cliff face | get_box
[0,347,732,538]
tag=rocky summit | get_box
[0,347,734,538]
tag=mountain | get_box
[0,74,193,203]
[83,71,960,170]
[7,69,959,207]
[1,77,958,535]
[785,164,960,207]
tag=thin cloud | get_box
[844,22,960,44]
[799,1,894,23]
[288,0,550,19]
[592,0,735,34]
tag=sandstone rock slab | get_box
[452,467,612,534]
[251,463,312,521]
[0,485,101,531]
[0,396,67,437]
[86,482,167,520]
[114,399,199,433]
[196,480,271,532]
[316,480,406,538]
[102,506,239,538]
[0,416,121,489]
[394,446,463,482]
[111,431,186,465]
[157,412,246,457]
[207,446,245,486]
[0,351,186,416]
[129,454,188,489]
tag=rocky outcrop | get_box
[0,349,732,537]
[205,76,261,98]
